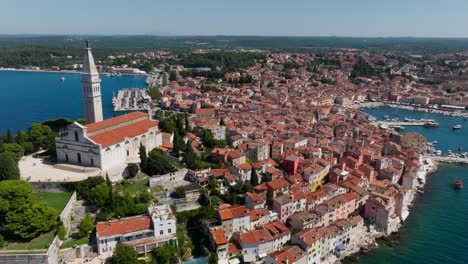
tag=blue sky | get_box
[1,0,467,37]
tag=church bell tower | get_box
[82,40,103,124]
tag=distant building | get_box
[401,132,427,151]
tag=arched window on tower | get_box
[74,131,79,142]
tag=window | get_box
[65,154,69,161]
[168,228,172,234]
[160,230,163,235]
[77,153,82,163]
[127,150,129,156]
[74,131,79,142]
[91,158,94,166]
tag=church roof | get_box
[89,119,158,147]
[86,112,158,147]
[86,111,148,133]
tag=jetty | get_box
[432,156,468,165]
[379,121,427,126]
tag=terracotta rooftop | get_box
[86,111,148,133]
[96,215,151,238]
[89,118,158,147]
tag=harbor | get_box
[112,88,151,111]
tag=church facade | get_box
[55,42,162,171]
[56,112,162,171]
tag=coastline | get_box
[351,101,468,118]
[336,155,438,263]
[0,68,148,77]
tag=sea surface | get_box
[353,106,468,264]
[0,70,146,133]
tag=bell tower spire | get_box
[81,40,103,124]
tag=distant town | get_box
[0,39,467,264]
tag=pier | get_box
[379,122,427,126]
[432,156,468,165]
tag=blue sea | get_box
[0,70,146,133]
[351,106,468,264]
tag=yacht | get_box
[60,76,66,81]
[453,125,462,130]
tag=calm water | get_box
[355,106,468,264]
[0,70,146,133]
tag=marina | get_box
[112,88,152,111]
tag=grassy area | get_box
[61,237,89,249]
[31,192,72,212]
[121,173,149,194]
[4,230,56,251]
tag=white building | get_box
[56,112,162,171]
[96,204,177,255]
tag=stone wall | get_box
[0,252,49,264]
[149,168,188,187]
[59,191,77,236]
[59,245,95,263]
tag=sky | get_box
[1,0,467,37]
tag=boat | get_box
[423,121,439,128]
[60,76,66,81]
[454,179,463,189]
[453,125,462,130]
[435,150,442,156]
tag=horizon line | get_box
[1,33,468,39]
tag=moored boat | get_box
[454,179,463,189]
[453,125,462,130]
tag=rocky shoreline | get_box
[334,156,438,264]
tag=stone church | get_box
[55,42,162,171]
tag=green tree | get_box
[0,152,20,181]
[172,132,182,158]
[184,114,191,132]
[0,234,5,248]
[202,130,214,148]
[5,129,13,143]
[350,57,374,80]
[250,168,259,186]
[208,252,218,264]
[184,141,197,170]
[146,149,178,175]
[16,131,28,144]
[0,180,32,218]
[1,143,24,159]
[21,142,34,155]
[57,223,66,240]
[173,186,186,199]
[27,123,55,151]
[149,86,162,100]
[88,183,111,208]
[6,201,58,239]
[152,243,179,264]
[139,144,148,173]
[78,213,94,238]
[126,163,139,178]
[111,243,140,264]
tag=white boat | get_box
[60,76,66,81]
[453,125,462,130]
[435,150,442,156]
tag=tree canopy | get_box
[146,149,178,176]
[0,152,20,181]
[111,243,140,264]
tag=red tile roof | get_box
[210,228,228,245]
[86,111,148,133]
[89,119,158,147]
[96,215,151,237]
[219,205,249,220]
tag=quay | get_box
[378,121,427,126]
[432,156,468,165]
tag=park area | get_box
[2,191,72,251]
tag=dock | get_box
[113,88,151,111]
[432,156,468,165]
[378,122,427,126]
